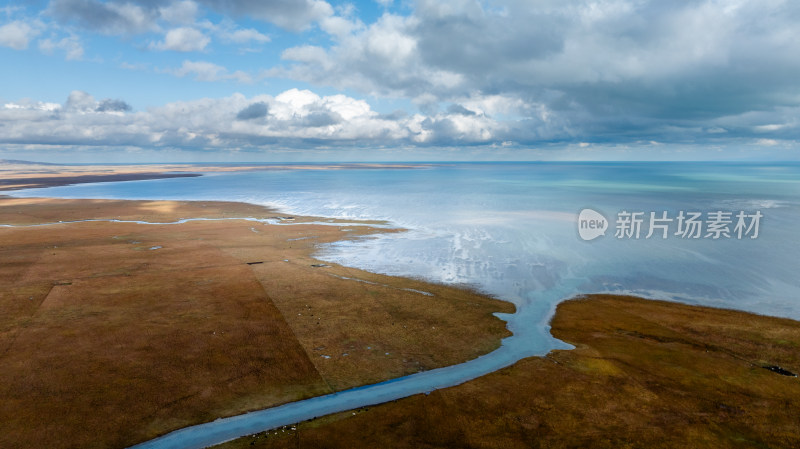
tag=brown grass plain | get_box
[219,295,800,449]
[0,196,511,449]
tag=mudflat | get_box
[218,294,800,449]
[0,196,511,449]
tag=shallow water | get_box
[12,162,800,448]
[17,162,800,321]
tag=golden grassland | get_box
[0,196,511,449]
[219,295,800,449]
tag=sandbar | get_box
[0,160,435,192]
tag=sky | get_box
[1,0,799,162]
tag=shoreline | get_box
[0,161,437,192]
[3,165,796,447]
[0,172,203,191]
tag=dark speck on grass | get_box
[763,365,797,377]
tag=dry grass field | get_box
[0,196,511,449]
[219,295,800,449]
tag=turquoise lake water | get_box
[18,162,800,321]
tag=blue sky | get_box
[1,0,799,162]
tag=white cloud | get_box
[0,20,40,50]
[6,0,800,150]
[754,124,789,132]
[274,11,477,100]
[152,27,210,52]
[319,15,361,39]
[3,91,130,116]
[0,90,518,149]
[39,35,84,60]
[65,90,98,112]
[1,6,24,17]
[166,60,252,83]
[120,61,150,71]
[3,88,798,154]
[271,0,800,144]
[3,99,60,112]
[281,45,330,66]
[219,28,270,44]
[274,89,321,112]
[755,138,779,146]
[159,0,200,25]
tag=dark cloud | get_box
[48,0,157,34]
[197,0,331,30]
[447,104,477,116]
[235,102,269,120]
[378,110,408,121]
[296,110,341,127]
[97,99,132,112]
[413,0,565,77]
[276,0,800,145]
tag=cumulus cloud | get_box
[5,88,799,155]
[151,27,209,51]
[273,0,800,144]
[0,89,519,149]
[0,20,41,50]
[9,0,800,151]
[271,13,465,99]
